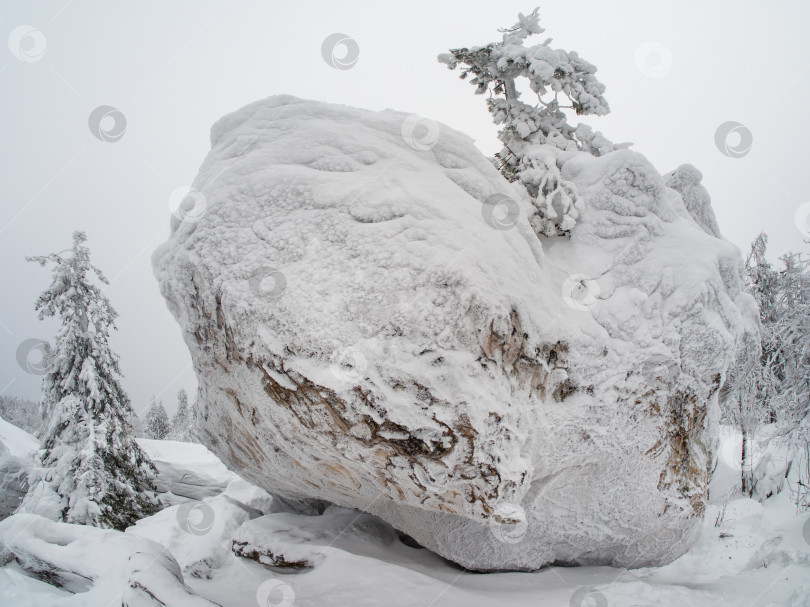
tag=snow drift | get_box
[0,513,218,605]
[0,417,38,521]
[152,95,758,571]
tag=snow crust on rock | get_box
[0,513,217,606]
[664,164,722,238]
[152,95,758,571]
[232,505,397,570]
[136,438,274,514]
[138,438,231,500]
[0,416,38,520]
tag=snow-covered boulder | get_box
[0,417,38,520]
[152,95,758,571]
[232,505,397,570]
[136,438,274,511]
[0,513,218,605]
[137,438,231,501]
[128,494,259,580]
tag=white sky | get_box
[2,1,809,415]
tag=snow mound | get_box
[137,438,231,501]
[0,513,218,606]
[137,438,274,512]
[152,95,758,570]
[664,164,722,238]
[3,434,809,606]
[0,416,38,520]
[128,494,259,580]
[232,505,397,570]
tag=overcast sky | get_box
[2,1,809,415]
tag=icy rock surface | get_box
[153,95,758,571]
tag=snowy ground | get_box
[1,426,809,606]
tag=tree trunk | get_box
[503,77,517,102]
[741,425,754,497]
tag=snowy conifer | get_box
[189,393,202,440]
[0,394,43,436]
[721,233,810,499]
[20,232,159,530]
[766,250,810,442]
[168,388,191,441]
[439,7,620,237]
[144,397,170,440]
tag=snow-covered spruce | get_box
[0,395,44,437]
[143,396,171,440]
[721,232,810,504]
[152,95,757,571]
[20,232,160,530]
[168,389,195,442]
[439,8,625,237]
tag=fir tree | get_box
[721,233,810,501]
[20,232,159,530]
[0,394,43,436]
[144,397,170,440]
[766,250,810,445]
[168,388,191,441]
[439,8,622,237]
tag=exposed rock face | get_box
[152,96,758,571]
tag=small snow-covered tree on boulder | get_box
[144,397,170,440]
[168,388,192,442]
[20,232,159,530]
[439,8,623,237]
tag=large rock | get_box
[152,96,758,571]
